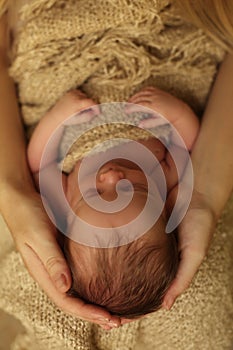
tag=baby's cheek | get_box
[138,138,166,162]
[161,155,178,192]
[66,171,81,209]
[153,146,166,162]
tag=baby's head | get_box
[64,225,178,318]
[63,149,178,318]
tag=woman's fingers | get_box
[24,242,120,326]
[120,315,145,325]
[162,247,204,310]
[17,211,121,327]
[1,186,72,294]
[163,198,216,309]
[13,197,72,293]
[20,240,120,327]
[20,237,69,297]
[27,234,72,293]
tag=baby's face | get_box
[64,138,168,247]
[67,158,151,226]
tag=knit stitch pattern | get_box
[0,1,232,349]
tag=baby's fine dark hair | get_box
[63,232,178,319]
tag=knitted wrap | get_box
[7,0,224,126]
[59,103,172,173]
[0,1,232,349]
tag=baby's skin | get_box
[28,87,199,234]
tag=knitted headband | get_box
[59,103,172,173]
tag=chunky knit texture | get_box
[0,1,232,349]
[7,0,224,127]
[59,103,172,173]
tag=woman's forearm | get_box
[0,57,33,190]
[191,53,233,217]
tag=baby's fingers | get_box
[125,102,154,114]
[128,96,154,105]
[64,104,100,126]
[125,103,166,128]
[128,86,159,101]
[138,116,167,129]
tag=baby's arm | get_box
[128,86,200,150]
[27,90,99,221]
[28,90,98,173]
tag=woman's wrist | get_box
[190,141,232,219]
[189,54,233,218]
[0,169,36,209]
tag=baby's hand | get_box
[28,89,100,172]
[128,86,193,124]
[47,89,99,126]
[127,86,199,150]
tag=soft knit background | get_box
[0,0,232,349]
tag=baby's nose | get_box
[98,169,124,185]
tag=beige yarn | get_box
[0,0,232,350]
[6,0,225,127]
[59,103,172,173]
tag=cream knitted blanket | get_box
[59,103,172,173]
[0,1,232,349]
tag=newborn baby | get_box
[28,86,199,318]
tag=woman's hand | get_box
[163,54,233,308]
[120,188,217,326]
[0,85,121,330]
[126,59,233,313]
[0,181,120,330]
[162,186,217,309]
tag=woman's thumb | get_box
[35,197,72,293]
[44,250,72,293]
[21,231,72,294]
[162,247,204,310]
[163,204,215,309]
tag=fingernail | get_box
[163,299,173,311]
[55,274,67,291]
[109,321,119,328]
[162,303,169,311]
